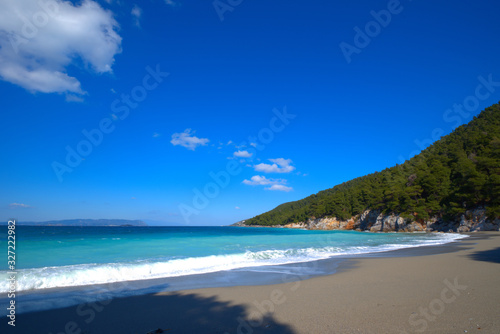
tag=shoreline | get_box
[2,231,466,316]
[234,206,500,233]
[3,232,499,333]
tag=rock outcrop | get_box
[454,208,500,232]
[231,220,249,227]
[281,208,499,233]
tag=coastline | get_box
[3,232,499,333]
[236,207,500,233]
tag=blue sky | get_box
[1,0,500,225]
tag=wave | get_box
[0,233,467,293]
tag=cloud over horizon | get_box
[9,203,31,208]
[233,150,253,158]
[242,175,293,192]
[253,158,295,174]
[170,129,209,150]
[266,184,293,192]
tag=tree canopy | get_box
[246,103,500,226]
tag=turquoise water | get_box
[0,226,466,293]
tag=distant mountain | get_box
[11,219,147,227]
[244,102,500,232]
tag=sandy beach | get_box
[4,232,500,334]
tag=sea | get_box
[0,226,467,315]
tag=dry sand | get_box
[3,232,500,334]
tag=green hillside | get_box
[246,103,500,226]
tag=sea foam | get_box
[0,232,466,293]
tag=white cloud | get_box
[266,184,293,192]
[234,150,253,158]
[131,5,142,27]
[243,175,293,192]
[0,0,122,97]
[235,206,240,210]
[253,158,295,173]
[250,142,257,148]
[9,203,31,208]
[170,129,209,151]
[242,175,277,186]
[165,0,179,6]
[65,94,84,103]
[153,132,161,138]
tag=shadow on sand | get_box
[468,246,500,264]
[4,291,296,334]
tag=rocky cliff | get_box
[281,208,500,233]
